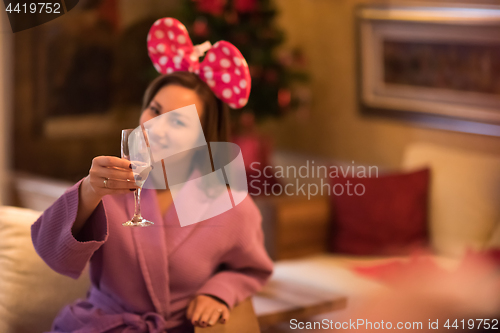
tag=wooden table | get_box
[196,279,347,333]
[253,278,348,328]
[195,298,260,333]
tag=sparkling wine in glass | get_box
[121,128,153,227]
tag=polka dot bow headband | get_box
[147,17,251,109]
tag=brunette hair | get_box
[142,71,230,142]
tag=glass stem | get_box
[134,187,142,217]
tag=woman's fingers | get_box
[219,307,230,324]
[94,177,138,190]
[89,170,137,188]
[190,302,207,326]
[198,307,213,327]
[93,156,132,170]
[207,308,223,326]
[186,295,230,327]
[86,156,142,197]
[186,299,195,320]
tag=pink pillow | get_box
[329,168,430,255]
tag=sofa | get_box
[254,142,500,331]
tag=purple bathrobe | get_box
[31,179,273,333]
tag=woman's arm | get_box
[71,156,138,237]
[188,200,273,327]
[31,156,139,278]
[194,239,274,308]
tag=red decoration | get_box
[239,112,256,130]
[234,0,257,13]
[194,0,226,16]
[249,65,263,78]
[264,69,278,83]
[224,10,239,24]
[278,88,291,108]
[98,0,120,31]
[193,17,209,37]
[232,113,279,196]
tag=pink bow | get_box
[147,17,251,109]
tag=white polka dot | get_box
[239,79,247,89]
[222,47,230,55]
[177,49,185,56]
[206,79,215,87]
[229,103,237,109]
[166,67,174,74]
[171,45,177,52]
[154,63,161,72]
[178,23,187,31]
[239,98,247,106]
[233,57,241,67]
[222,89,232,99]
[203,66,212,72]
[222,73,231,83]
[190,53,198,62]
[159,56,168,65]
[177,35,186,44]
[155,30,164,39]
[188,66,193,72]
[195,69,200,74]
[214,42,220,48]
[174,63,181,69]
[204,70,213,80]
[165,18,173,26]
[235,68,241,76]
[147,34,151,42]
[157,44,165,52]
[220,59,231,68]
[208,53,216,62]
[154,20,161,26]
[168,31,175,40]
[233,86,241,94]
[242,58,248,67]
[173,55,182,64]
[148,46,157,54]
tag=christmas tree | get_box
[177,0,309,121]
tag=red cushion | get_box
[329,168,430,255]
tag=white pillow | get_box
[0,206,91,333]
[402,143,500,257]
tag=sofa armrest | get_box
[195,298,259,333]
[254,195,331,260]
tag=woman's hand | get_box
[72,156,139,237]
[186,294,230,328]
[85,156,139,199]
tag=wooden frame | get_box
[356,4,500,136]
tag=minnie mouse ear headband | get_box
[147,17,251,109]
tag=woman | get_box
[31,18,273,333]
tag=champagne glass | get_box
[121,128,154,227]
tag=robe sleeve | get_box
[194,200,273,309]
[31,178,108,279]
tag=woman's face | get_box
[139,84,205,164]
